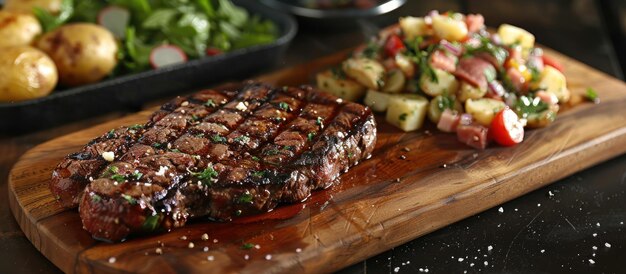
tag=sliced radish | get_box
[97,6,130,39]
[150,45,188,69]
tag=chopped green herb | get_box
[348,152,354,158]
[585,87,600,103]
[169,148,181,153]
[205,99,217,108]
[91,194,102,203]
[484,67,496,83]
[251,170,265,177]
[235,209,242,216]
[211,134,227,143]
[251,156,260,161]
[111,174,126,182]
[437,94,456,111]
[241,243,254,249]
[129,124,144,130]
[376,78,385,89]
[264,149,280,156]
[399,113,408,121]
[152,143,163,148]
[316,117,323,126]
[278,102,290,111]
[465,36,509,67]
[129,171,143,180]
[307,132,316,141]
[362,42,381,59]
[191,165,219,185]
[191,115,201,121]
[233,135,250,144]
[529,67,541,83]
[196,133,206,138]
[282,145,293,151]
[514,95,549,118]
[238,193,253,203]
[142,214,160,232]
[107,129,115,138]
[122,194,137,205]
[331,67,346,80]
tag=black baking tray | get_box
[0,0,297,133]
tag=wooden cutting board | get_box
[8,48,626,274]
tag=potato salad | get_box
[316,11,571,149]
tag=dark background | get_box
[1,0,625,273]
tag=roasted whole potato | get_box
[0,46,58,102]
[36,23,118,87]
[3,0,62,14]
[0,11,42,48]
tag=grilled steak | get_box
[51,82,376,242]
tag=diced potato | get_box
[457,81,487,102]
[382,69,406,93]
[431,15,468,42]
[399,16,431,40]
[364,89,391,112]
[395,54,415,78]
[342,57,386,90]
[532,66,570,103]
[497,24,535,50]
[316,70,366,102]
[465,98,506,126]
[419,68,459,97]
[428,95,463,124]
[526,104,559,128]
[385,94,429,132]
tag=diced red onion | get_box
[440,40,462,56]
[488,81,506,98]
[460,113,473,125]
[490,34,503,46]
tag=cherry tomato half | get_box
[384,34,406,57]
[542,55,563,72]
[490,108,524,146]
[206,47,222,56]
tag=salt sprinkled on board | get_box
[484,261,489,266]
[589,259,595,264]
[498,207,504,213]
[265,254,272,260]
[487,245,493,251]
[596,222,601,227]
[296,248,302,253]
[605,242,611,248]
[541,249,545,253]
[394,267,400,273]
[592,246,598,250]
[537,203,541,207]
[108,257,116,264]
[548,191,554,197]
[458,258,464,262]
[593,233,598,237]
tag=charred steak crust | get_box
[55,82,376,242]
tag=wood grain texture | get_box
[8,48,626,274]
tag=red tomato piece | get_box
[206,47,222,56]
[542,55,564,72]
[384,34,406,57]
[490,108,524,146]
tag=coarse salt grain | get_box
[295,248,302,253]
[207,256,214,261]
[458,258,464,262]
[201,233,209,241]
[484,261,489,266]
[589,259,595,264]
[108,257,116,263]
[541,249,545,253]
[537,203,541,207]
[394,267,400,273]
[188,242,194,248]
[487,245,493,251]
[203,247,209,252]
[180,236,187,240]
[244,255,249,260]
[593,233,598,237]
[213,239,219,243]
[605,243,611,248]
[596,222,601,227]
[498,207,504,213]
[155,248,163,255]
[265,254,272,260]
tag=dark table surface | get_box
[1,0,625,273]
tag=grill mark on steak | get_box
[61,82,377,242]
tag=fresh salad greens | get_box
[33,0,278,73]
